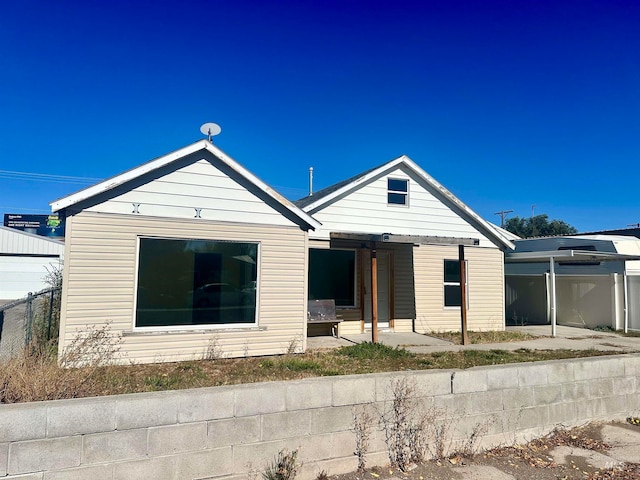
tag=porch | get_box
[307,233,482,338]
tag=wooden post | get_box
[459,245,469,345]
[549,256,556,338]
[371,245,378,343]
[359,250,365,333]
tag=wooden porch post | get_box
[371,244,378,343]
[459,244,469,345]
[359,250,365,333]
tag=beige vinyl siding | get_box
[414,244,505,333]
[308,166,493,247]
[337,315,363,335]
[60,211,308,363]
[85,157,296,227]
[389,244,416,330]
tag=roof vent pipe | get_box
[309,167,313,196]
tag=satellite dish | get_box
[200,122,221,142]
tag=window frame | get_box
[443,259,469,309]
[308,247,357,308]
[387,177,409,206]
[132,235,260,332]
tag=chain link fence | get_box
[0,287,61,362]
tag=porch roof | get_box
[329,231,479,246]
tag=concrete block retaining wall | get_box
[2,354,640,479]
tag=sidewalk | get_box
[307,325,640,355]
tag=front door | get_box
[364,251,390,329]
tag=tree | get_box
[504,214,578,238]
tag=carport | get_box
[506,249,640,337]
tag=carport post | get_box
[624,268,629,333]
[371,245,379,344]
[549,257,557,338]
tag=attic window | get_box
[387,178,408,205]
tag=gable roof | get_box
[295,163,383,209]
[491,224,521,241]
[295,155,514,250]
[50,140,321,231]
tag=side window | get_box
[308,249,356,306]
[387,178,408,205]
[444,259,468,307]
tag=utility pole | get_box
[494,209,513,228]
[531,205,536,218]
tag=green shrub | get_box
[338,342,414,360]
[279,358,321,372]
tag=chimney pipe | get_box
[309,167,313,196]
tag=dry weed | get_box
[261,449,300,480]
[0,322,123,403]
[379,377,433,470]
[352,404,375,472]
[204,335,225,360]
[457,415,496,457]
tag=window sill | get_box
[124,326,267,336]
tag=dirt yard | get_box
[329,421,640,480]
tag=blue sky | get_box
[1,0,638,232]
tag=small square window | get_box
[387,178,408,205]
[444,259,468,308]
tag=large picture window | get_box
[444,259,468,308]
[136,237,258,328]
[308,249,356,307]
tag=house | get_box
[51,140,320,363]
[295,155,515,336]
[505,235,640,333]
[51,141,515,363]
[0,225,64,302]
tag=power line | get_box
[0,169,102,185]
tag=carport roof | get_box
[505,249,640,263]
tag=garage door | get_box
[0,256,61,300]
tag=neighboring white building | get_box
[0,226,64,301]
[505,235,640,331]
[296,155,515,335]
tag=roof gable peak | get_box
[50,140,320,231]
[296,154,514,250]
